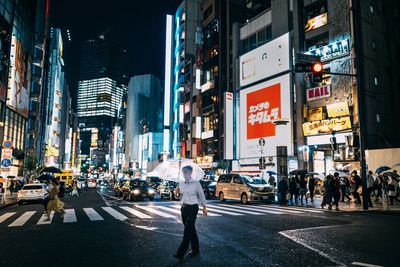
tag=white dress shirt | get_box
[179,181,207,206]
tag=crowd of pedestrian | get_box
[276,169,400,210]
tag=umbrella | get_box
[289,170,308,176]
[342,164,357,171]
[375,166,391,174]
[37,174,55,181]
[382,171,399,178]
[152,158,205,182]
[266,171,277,175]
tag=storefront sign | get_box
[306,85,331,102]
[304,13,328,32]
[303,116,352,136]
[196,156,213,169]
[326,102,349,118]
[201,130,214,140]
[308,107,323,121]
[240,33,290,87]
[306,39,350,62]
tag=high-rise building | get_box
[125,74,163,177]
[77,37,129,172]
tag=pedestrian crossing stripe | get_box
[1,204,331,227]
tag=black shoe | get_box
[173,254,183,260]
[189,250,199,257]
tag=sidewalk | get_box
[0,193,18,209]
[279,194,400,213]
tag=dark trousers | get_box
[367,187,374,207]
[177,204,199,257]
[375,186,382,200]
[279,191,287,205]
[353,187,361,203]
[309,187,315,201]
[340,185,351,201]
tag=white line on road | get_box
[0,212,16,223]
[172,205,222,217]
[156,206,182,215]
[352,262,383,267]
[63,209,77,223]
[222,204,286,215]
[102,207,128,221]
[135,205,176,218]
[269,205,324,213]
[120,206,152,219]
[83,208,104,221]
[8,211,36,227]
[205,206,244,216]
[249,205,303,214]
[37,211,55,225]
[209,204,264,215]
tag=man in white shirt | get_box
[173,165,207,260]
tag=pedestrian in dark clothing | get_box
[10,180,15,194]
[340,176,352,202]
[277,177,288,205]
[289,177,297,205]
[173,166,208,260]
[321,175,332,209]
[374,175,383,202]
[299,176,308,205]
[366,171,375,208]
[330,173,341,210]
[294,176,300,204]
[308,175,315,202]
[350,170,362,203]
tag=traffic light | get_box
[311,62,323,82]
[330,136,337,151]
[259,156,266,170]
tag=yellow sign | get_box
[305,13,328,32]
[326,102,350,118]
[196,156,213,169]
[303,116,352,136]
[308,107,323,121]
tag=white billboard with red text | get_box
[239,74,293,159]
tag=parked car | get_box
[159,181,179,200]
[216,174,275,204]
[17,183,49,205]
[122,179,155,201]
[199,179,216,199]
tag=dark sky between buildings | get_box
[51,0,182,102]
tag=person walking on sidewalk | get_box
[321,175,333,209]
[173,166,208,260]
[351,170,362,204]
[388,176,400,205]
[366,171,375,208]
[308,175,316,202]
[299,176,308,205]
[374,174,383,202]
[289,177,297,205]
[277,177,288,205]
[330,173,341,210]
[340,175,351,202]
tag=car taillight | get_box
[38,189,46,193]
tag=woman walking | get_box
[299,176,308,205]
[45,179,66,220]
[308,175,316,202]
[321,175,333,209]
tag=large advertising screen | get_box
[7,36,31,118]
[239,74,293,159]
[239,32,290,87]
[0,18,11,102]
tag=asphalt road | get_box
[0,186,398,267]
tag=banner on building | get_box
[196,156,213,169]
[306,85,331,102]
[239,32,290,87]
[224,92,233,160]
[0,18,11,102]
[239,74,293,158]
[308,107,323,121]
[304,13,328,32]
[326,102,350,118]
[303,116,352,136]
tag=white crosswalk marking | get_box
[219,204,286,215]
[135,205,176,218]
[243,205,303,214]
[205,206,244,216]
[83,208,104,221]
[156,206,182,215]
[172,205,222,217]
[120,206,152,219]
[209,204,264,215]
[8,211,36,227]
[102,207,128,221]
[37,211,55,225]
[0,212,16,223]
[63,209,77,223]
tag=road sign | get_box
[258,138,266,147]
[1,148,12,160]
[2,140,13,149]
[1,158,11,168]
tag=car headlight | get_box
[133,189,140,195]
[148,189,155,194]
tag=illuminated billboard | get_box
[7,36,31,118]
[239,73,293,158]
[0,18,11,102]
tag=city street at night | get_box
[0,187,398,267]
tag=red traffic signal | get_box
[312,62,323,73]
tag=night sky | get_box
[52,0,182,101]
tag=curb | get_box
[0,201,17,210]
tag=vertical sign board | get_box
[239,74,293,158]
[224,92,234,160]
